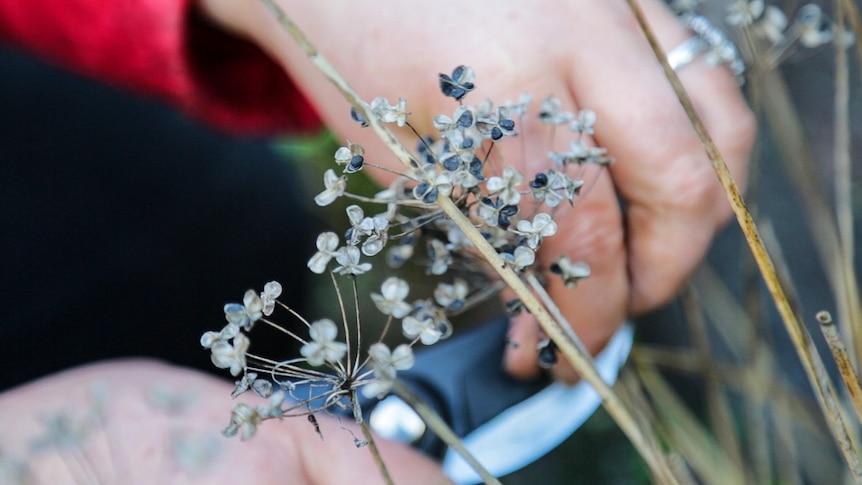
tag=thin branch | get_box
[819,311,862,426]
[329,271,350,377]
[838,0,862,70]
[357,418,395,485]
[525,273,673,476]
[834,0,860,372]
[757,66,862,371]
[680,288,745,473]
[392,381,501,485]
[350,275,364,376]
[834,0,854,279]
[635,364,748,485]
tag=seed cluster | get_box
[201,65,611,441]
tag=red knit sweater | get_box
[0,0,320,134]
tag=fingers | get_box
[566,0,755,313]
[490,84,628,381]
[503,167,628,382]
[214,0,754,382]
[502,0,754,381]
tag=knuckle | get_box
[714,103,757,184]
[552,203,625,264]
[648,103,756,225]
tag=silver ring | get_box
[666,14,745,84]
[667,36,711,71]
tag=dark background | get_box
[0,42,318,390]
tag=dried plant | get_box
[199,1,862,484]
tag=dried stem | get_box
[260,0,677,482]
[524,273,677,482]
[357,417,395,485]
[835,0,854,275]
[818,311,862,426]
[757,66,862,370]
[838,0,862,70]
[757,64,862,472]
[634,364,748,485]
[834,0,860,373]
[680,288,745,472]
[392,381,501,485]
[624,0,862,479]
[615,371,696,485]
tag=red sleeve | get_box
[0,0,321,135]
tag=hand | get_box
[200,0,755,382]
[0,360,449,484]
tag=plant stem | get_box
[624,0,862,479]
[757,66,862,375]
[392,381,501,485]
[635,364,748,485]
[838,0,862,70]
[833,0,861,370]
[819,311,862,426]
[680,288,745,472]
[525,274,675,482]
[357,417,395,485]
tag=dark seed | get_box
[346,155,364,173]
[442,155,461,172]
[350,107,369,127]
[538,340,558,368]
[456,110,474,128]
[530,172,548,188]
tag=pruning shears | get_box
[354,316,634,484]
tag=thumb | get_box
[0,360,452,485]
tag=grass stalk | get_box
[833,0,860,373]
[819,311,862,426]
[757,67,862,368]
[834,0,854,280]
[624,0,862,479]
[632,344,833,446]
[772,402,804,485]
[838,0,862,71]
[679,289,745,472]
[525,274,679,484]
[634,364,748,485]
[392,382,501,485]
[616,370,698,485]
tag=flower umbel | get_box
[205,65,605,448]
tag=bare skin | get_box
[0,360,450,484]
[199,0,755,382]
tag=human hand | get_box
[200,0,755,382]
[0,360,449,484]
